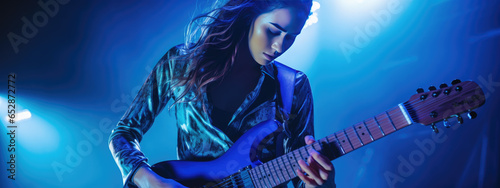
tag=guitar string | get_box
[216,115,400,187]
[209,177,231,188]
[248,89,470,185]
[206,86,475,187]
[328,109,410,155]
[277,86,477,182]
[244,147,313,188]
[401,91,476,129]
[208,168,255,188]
[330,87,473,155]
[346,85,476,138]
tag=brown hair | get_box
[171,0,313,108]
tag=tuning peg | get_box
[428,86,436,91]
[457,114,464,124]
[439,83,448,89]
[416,88,424,93]
[455,86,463,92]
[430,111,438,118]
[431,123,439,133]
[443,119,452,128]
[451,79,461,85]
[468,110,477,119]
[444,89,451,95]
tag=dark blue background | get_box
[1,0,499,187]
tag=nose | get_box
[271,36,284,55]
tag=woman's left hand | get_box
[296,135,336,188]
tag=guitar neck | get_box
[248,103,414,188]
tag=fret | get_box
[325,136,344,159]
[270,159,283,185]
[335,130,353,153]
[312,141,322,152]
[365,118,384,140]
[343,129,355,150]
[362,121,375,141]
[257,165,268,188]
[317,139,336,159]
[297,147,308,162]
[277,156,291,181]
[287,152,300,176]
[252,165,264,188]
[354,122,373,144]
[269,159,284,185]
[385,111,398,130]
[351,125,364,146]
[332,134,346,154]
[273,159,283,184]
[248,168,260,188]
[263,163,277,187]
[398,103,414,125]
[345,126,363,149]
[258,164,271,188]
[373,117,386,136]
[249,167,257,188]
[375,113,396,134]
[304,145,314,158]
[388,106,412,129]
[281,154,295,178]
[268,160,281,185]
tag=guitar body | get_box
[151,119,282,187]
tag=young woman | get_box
[109,0,335,187]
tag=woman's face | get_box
[248,7,308,66]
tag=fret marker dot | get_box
[358,126,362,129]
[342,140,345,143]
[362,133,365,135]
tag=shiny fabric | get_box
[108,45,314,188]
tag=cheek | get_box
[250,27,268,53]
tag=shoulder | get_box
[160,44,187,62]
[273,61,310,87]
[156,44,192,77]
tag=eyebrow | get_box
[269,22,300,36]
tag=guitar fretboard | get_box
[248,104,413,188]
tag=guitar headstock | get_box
[404,80,485,129]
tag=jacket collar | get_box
[261,60,278,80]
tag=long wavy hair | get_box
[171,0,313,107]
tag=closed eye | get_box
[268,28,281,36]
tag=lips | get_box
[263,53,276,61]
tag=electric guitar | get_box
[151,80,486,188]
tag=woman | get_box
[109,0,335,187]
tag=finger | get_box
[310,150,334,171]
[296,168,317,186]
[299,158,325,185]
[319,168,329,181]
[307,154,329,181]
[304,135,315,145]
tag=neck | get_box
[231,38,261,74]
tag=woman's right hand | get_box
[133,166,187,188]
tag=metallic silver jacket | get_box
[108,45,314,187]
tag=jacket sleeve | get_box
[108,46,179,187]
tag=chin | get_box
[259,59,272,66]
